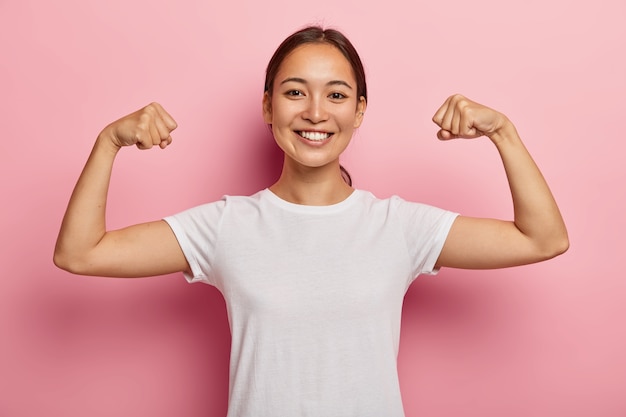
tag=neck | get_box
[269,159,353,206]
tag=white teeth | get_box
[300,131,331,141]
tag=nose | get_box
[302,96,328,123]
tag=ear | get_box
[353,96,367,128]
[262,92,272,124]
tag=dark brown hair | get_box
[264,25,367,102]
[264,26,367,186]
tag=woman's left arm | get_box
[433,94,569,269]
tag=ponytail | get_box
[340,165,352,186]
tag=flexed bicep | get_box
[431,94,568,270]
[435,216,558,270]
[80,220,190,278]
[54,103,187,278]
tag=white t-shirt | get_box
[164,189,458,417]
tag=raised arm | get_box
[54,103,190,277]
[432,94,569,269]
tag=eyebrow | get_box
[279,77,353,89]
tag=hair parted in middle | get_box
[263,25,366,186]
[264,25,367,104]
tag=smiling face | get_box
[263,43,366,172]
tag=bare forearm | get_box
[54,133,120,270]
[53,103,185,277]
[433,95,568,269]
[490,122,569,256]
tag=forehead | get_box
[276,43,355,83]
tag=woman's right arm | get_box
[53,103,190,278]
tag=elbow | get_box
[551,239,569,259]
[53,244,66,270]
[53,248,88,275]
[553,225,570,257]
[557,235,569,255]
[53,239,70,272]
[539,233,570,261]
[53,250,73,273]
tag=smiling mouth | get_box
[297,131,333,142]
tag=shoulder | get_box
[164,190,267,224]
[359,191,460,240]
[356,190,452,217]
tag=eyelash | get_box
[285,90,347,100]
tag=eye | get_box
[329,92,347,100]
[286,90,304,97]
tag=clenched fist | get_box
[432,94,510,142]
[101,102,178,150]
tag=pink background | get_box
[1,0,624,415]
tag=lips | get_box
[297,131,333,142]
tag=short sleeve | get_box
[392,196,459,279]
[163,199,226,285]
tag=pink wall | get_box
[1,0,624,415]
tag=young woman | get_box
[54,26,568,417]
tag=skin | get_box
[53,43,568,278]
[432,95,569,268]
[263,43,366,205]
[53,103,190,277]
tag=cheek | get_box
[271,120,291,148]
[268,101,294,125]
[338,110,358,128]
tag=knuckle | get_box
[452,93,465,101]
[143,103,158,115]
[132,132,143,143]
[137,113,152,130]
